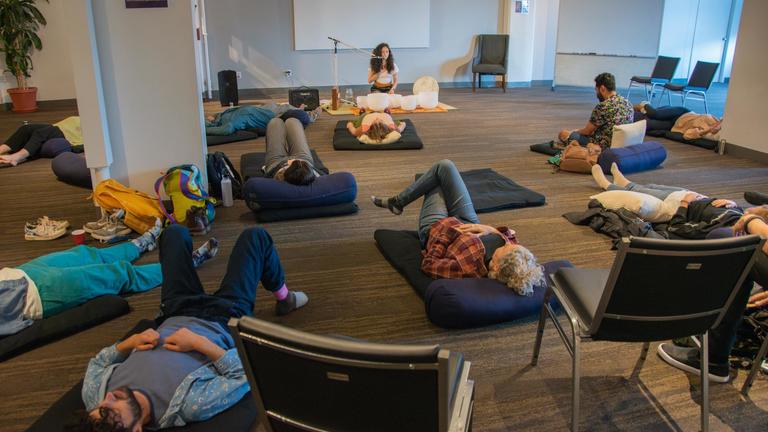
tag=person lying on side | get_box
[0,221,171,337]
[371,159,543,296]
[263,117,322,185]
[557,72,633,150]
[0,116,82,167]
[634,103,722,140]
[71,225,308,431]
[204,103,320,136]
[591,163,742,237]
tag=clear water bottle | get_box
[221,177,234,207]
[344,87,354,102]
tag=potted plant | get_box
[0,0,48,113]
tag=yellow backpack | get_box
[93,179,166,233]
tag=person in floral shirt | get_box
[558,72,634,149]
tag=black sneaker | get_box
[657,343,730,383]
[744,192,768,206]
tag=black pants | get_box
[706,228,768,364]
[634,105,691,132]
[3,124,65,158]
[156,224,286,329]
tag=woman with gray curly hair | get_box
[372,159,544,295]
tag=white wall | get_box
[0,0,76,103]
[205,0,505,89]
[86,0,207,193]
[721,0,768,154]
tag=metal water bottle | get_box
[221,177,234,207]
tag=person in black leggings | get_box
[633,104,690,132]
[657,208,768,383]
[0,123,66,167]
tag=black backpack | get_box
[206,151,243,200]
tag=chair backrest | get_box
[588,235,762,341]
[476,34,509,67]
[687,61,720,90]
[229,316,467,432]
[651,56,681,81]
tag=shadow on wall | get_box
[229,36,286,89]
[444,35,477,84]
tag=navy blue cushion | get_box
[374,229,572,329]
[599,141,667,175]
[243,172,357,210]
[280,109,311,127]
[39,138,72,158]
[51,152,92,188]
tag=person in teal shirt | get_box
[205,102,321,136]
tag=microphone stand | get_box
[328,36,382,110]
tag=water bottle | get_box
[221,177,234,207]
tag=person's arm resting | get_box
[575,121,597,137]
[179,348,250,422]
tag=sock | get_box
[192,238,219,268]
[610,162,631,187]
[132,218,163,253]
[273,283,289,301]
[591,165,612,190]
[371,196,403,215]
[276,290,309,316]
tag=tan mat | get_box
[322,101,457,116]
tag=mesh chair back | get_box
[651,56,681,80]
[688,61,720,90]
[478,34,509,67]
[231,316,456,432]
[590,236,761,342]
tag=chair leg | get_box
[639,342,650,361]
[531,291,552,366]
[667,89,672,106]
[472,73,476,93]
[626,81,632,99]
[572,330,581,431]
[741,333,768,396]
[703,93,709,115]
[502,74,506,92]
[701,332,710,432]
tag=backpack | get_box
[154,164,216,224]
[558,141,602,173]
[206,152,243,200]
[93,179,166,233]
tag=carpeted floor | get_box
[1,86,766,431]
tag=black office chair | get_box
[471,34,509,93]
[531,235,762,432]
[229,316,475,432]
[661,61,720,114]
[626,55,680,103]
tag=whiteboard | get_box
[556,0,663,57]
[293,0,430,50]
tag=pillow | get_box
[590,190,665,222]
[611,120,646,148]
[358,130,402,145]
[280,109,311,127]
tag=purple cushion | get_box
[599,141,667,175]
[243,172,357,209]
[51,152,91,188]
[39,138,72,158]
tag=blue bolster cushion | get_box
[51,152,92,188]
[39,138,72,159]
[243,172,357,210]
[599,141,667,175]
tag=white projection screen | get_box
[293,0,430,50]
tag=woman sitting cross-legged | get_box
[371,159,544,296]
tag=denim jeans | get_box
[606,182,686,200]
[264,117,315,176]
[565,131,593,146]
[393,160,479,245]
[156,225,285,329]
[705,228,768,364]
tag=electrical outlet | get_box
[236,71,242,79]
[283,69,292,78]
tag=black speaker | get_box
[217,70,239,107]
[288,86,320,110]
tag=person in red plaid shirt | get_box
[372,160,544,296]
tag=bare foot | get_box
[0,144,10,155]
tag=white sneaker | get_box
[84,209,125,234]
[25,216,69,231]
[90,210,132,242]
[25,223,67,241]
